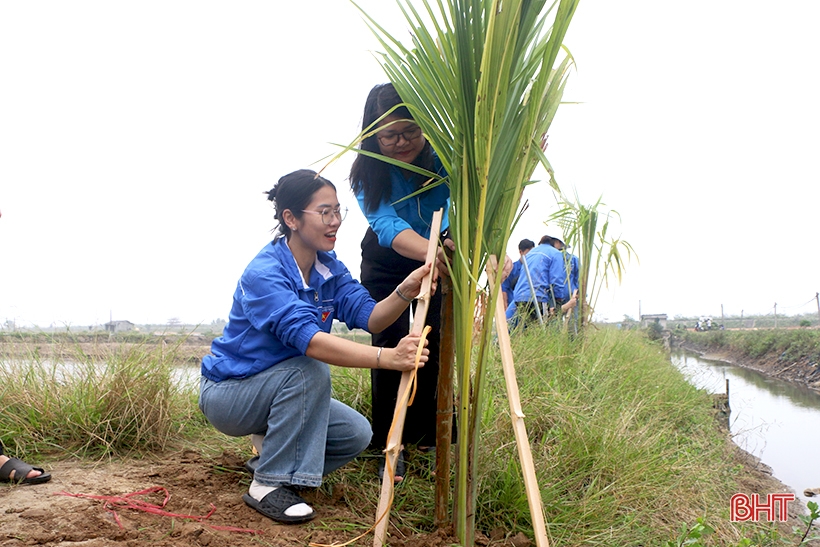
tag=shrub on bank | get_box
[678,328,820,363]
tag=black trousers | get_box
[360,228,442,448]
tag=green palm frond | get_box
[548,193,637,326]
[350,0,580,542]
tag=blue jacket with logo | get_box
[201,237,376,382]
[355,153,450,248]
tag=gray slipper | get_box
[242,486,315,524]
[0,457,52,485]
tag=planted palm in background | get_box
[351,0,579,543]
[548,192,636,327]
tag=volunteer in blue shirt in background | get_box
[548,236,581,330]
[350,83,453,482]
[199,169,432,524]
[552,237,579,293]
[502,238,535,320]
[510,235,572,324]
[550,236,579,301]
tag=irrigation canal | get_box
[672,351,820,504]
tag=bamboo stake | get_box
[373,209,443,547]
[486,255,550,547]
[434,270,455,527]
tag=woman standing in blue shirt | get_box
[199,169,431,524]
[349,83,451,482]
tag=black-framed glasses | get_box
[301,207,348,225]
[376,125,422,147]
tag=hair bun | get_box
[266,187,277,201]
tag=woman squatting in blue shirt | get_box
[199,170,432,524]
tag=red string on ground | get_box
[55,486,263,535]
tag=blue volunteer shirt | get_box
[511,243,569,305]
[201,237,376,382]
[502,260,523,306]
[355,153,450,248]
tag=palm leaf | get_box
[547,194,637,326]
[350,0,580,542]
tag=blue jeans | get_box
[198,355,372,488]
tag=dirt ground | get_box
[1,444,805,547]
[0,450,475,547]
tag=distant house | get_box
[105,320,136,333]
[640,314,668,329]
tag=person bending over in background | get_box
[199,170,431,524]
[548,235,580,326]
[503,238,535,320]
[510,235,575,326]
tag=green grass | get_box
[0,328,791,545]
[475,328,739,544]
[0,334,204,458]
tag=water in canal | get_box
[672,351,820,503]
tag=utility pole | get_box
[721,304,724,324]
[816,292,820,325]
[740,309,744,329]
[774,302,777,328]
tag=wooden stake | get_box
[435,271,455,527]
[487,255,550,547]
[373,209,443,547]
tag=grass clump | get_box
[0,334,204,459]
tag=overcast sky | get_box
[2,1,818,328]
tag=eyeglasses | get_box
[376,125,422,147]
[301,207,348,225]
